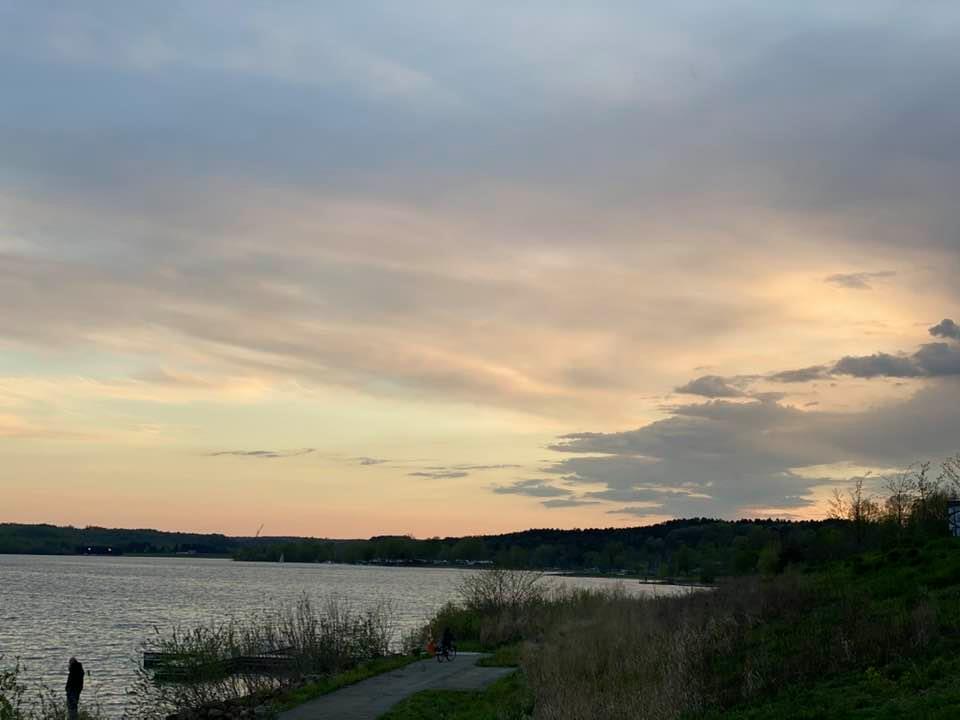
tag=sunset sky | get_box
[2,2,960,537]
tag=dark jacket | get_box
[66,661,84,695]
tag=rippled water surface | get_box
[0,554,679,716]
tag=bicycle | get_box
[435,642,457,662]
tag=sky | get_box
[2,1,960,537]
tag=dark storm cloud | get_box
[824,271,896,290]
[675,375,746,398]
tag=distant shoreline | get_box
[1,553,714,585]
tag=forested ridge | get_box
[0,516,913,581]
[7,458,956,580]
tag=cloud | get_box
[447,464,523,471]
[544,379,960,518]
[407,463,523,480]
[930,318,960,341]
[768,365,831,383]
[492,479,570,498]
[833,343,960,379]
[824,271,896,290]
[761,323,960,384]
[833,352,922,378]
[210,448,314,459]
[408,470,469,479]
[606,506,670,518]
[542,497,601,508]
[675,375,746,398]
[2,2,960,535]
[354,456,389,465]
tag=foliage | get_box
[476,644,523,668]
[0,658,103,720]
[6,455,959,585]
[457,569,550,614]
[0,524,236,556]
[0,658,27,720]
[377,672,533,720]
[412,570,558,650]
[126,595,396,719]
[701,653,960,719]
[519,539,960,719]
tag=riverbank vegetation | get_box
[394,459,960,719]
[393,537,958,719]
[126,595,396,719]
[5,457,959,718]
[0,658,103,720]
[380,672,533,720]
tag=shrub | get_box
[457,568,549,614]
[126,594,396,719]
[0,658,103,720]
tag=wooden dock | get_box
[144,647,296,682]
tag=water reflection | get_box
[0,554,683,716]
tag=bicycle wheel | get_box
[448,646,457,661]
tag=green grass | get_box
[695,539,960,719]
[705,652,960,719]
[274,655,418,712]
[377,672,532,720]
[476,643,522,668]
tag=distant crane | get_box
[255,523,264,539]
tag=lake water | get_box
[0,555,683,716]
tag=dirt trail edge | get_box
[277,653,515,720]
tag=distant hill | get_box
[2,517,871,580]
[0,522,308,557]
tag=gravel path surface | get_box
[277,653,514,720]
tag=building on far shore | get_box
[949,499,960,538]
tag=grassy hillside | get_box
[701,540,960,719]
[399,538,960,719]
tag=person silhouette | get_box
[66,657,84,720]
[441,627,454,654]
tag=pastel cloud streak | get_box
[1,2,959,534]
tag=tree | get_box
[828,478,881,544]
[457,568,548,614]
[883,471,916,530]
[910,461,944,533]
[939,454,960,499]
[757,542,781,576]
[827,488,848,520]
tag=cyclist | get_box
[440,627,455,657]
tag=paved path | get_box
[277,653,515,720]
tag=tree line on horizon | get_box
[4,454,958,579]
